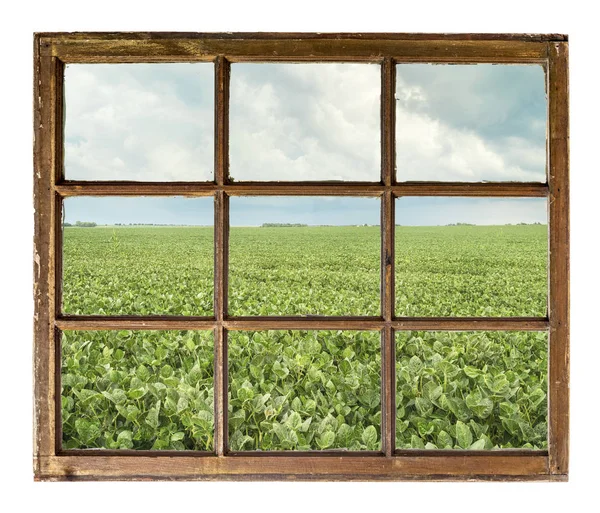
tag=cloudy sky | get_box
[64,62,547,225]
[64,63,214,181]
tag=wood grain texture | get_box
[55,182,216,196]
[223,317,383,331]
[548,41,570,476]
[380,53,396,455]
[55,316,548,332]
[381,57,395,186]
[214,326,226,456]
[35,32,568,42]
[214,190,229,455]
[40,35,548,63]
[33,37,58,474]
[382,327,395,456]
[392,182,548,197]
[36,454,552,481]
[214,57,229,186]
[54,181,548,197]
[391,318,549,331]
[55,316,216,330]
[213,56,230,454]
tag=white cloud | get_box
[395,65,546,182]
[64,64,213,181]
[395,106,544,181]
[230,64,381,181]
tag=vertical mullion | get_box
[548,42,569,475]
[214,192,230,455]
[381,57,396,187]
[381,57,396,457]
[214,56,230,456]
[215,56,230,187]
[381,192,395,457]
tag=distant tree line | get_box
[63,221,97,227]
[112,223,196,226]
[261,223,308,227]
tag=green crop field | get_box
[61,224,548,451]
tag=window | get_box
[33,32,569,481]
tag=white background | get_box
[0,1,597,511]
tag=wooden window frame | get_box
[33,32,569,481]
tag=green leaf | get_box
[456,421,473,449]
[286,411,302,430]
[437,430,453,448]
[361,425,378,449]
[136,365,150,382]
[408,355,423,374]
[415,397,433,416]
[463,366,481,379]
[317,431,336,449]
[171,432,185,442]
[160,365,174,379]
[74,419,100,445]
[470,438,486,450]
[465,390,494,419]
[423,381,443,402]
[145,401,161,429]
[128,388,146,400]
[116,430,133,449]
[410,435,425,449]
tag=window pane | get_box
[61,330,214,450]
[62,197,214,315]
[228,331,381,451]
[395,198,548,316]
[229,197,380,316]
[230,63,380,181]
[64,63,214,181]
[396,64,546,182]
[396,331,548,450]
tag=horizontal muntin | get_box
[54,181,548,197]
[55,315,549,331]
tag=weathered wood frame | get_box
[33,32,569,481]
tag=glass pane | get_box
[396,64,546,182]
[230,63,380,181]
[61,330,214,450]
[229,197,380,316]
[64,63,214,181]
[62,197,214,315]
[395,198,548,316]
[396,331,548,450]
[228,331,381,451]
